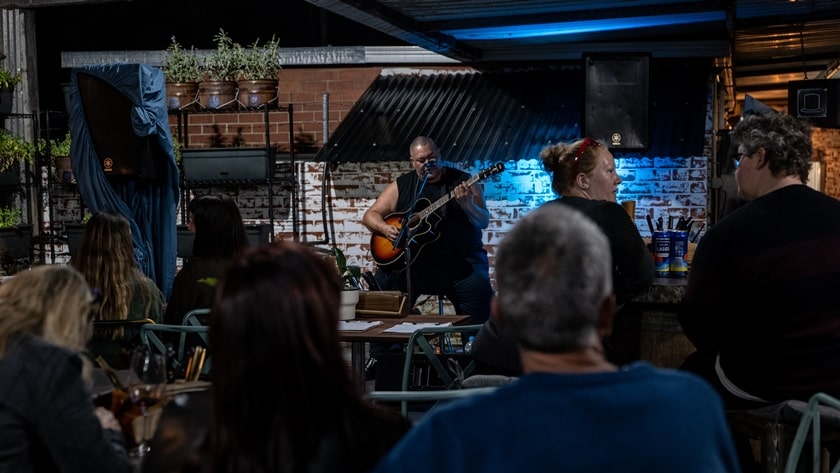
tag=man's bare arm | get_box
[363,181,401,242]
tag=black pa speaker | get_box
[584,54,650,151]
[788,79,840,129]
[76,72,166,180]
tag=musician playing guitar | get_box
[362,136,495,326]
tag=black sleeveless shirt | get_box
[394,167,485,264]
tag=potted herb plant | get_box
[162,36,201,110]
[0,206,32,266]
[236,35,281,109]
[198,29,239,110]
[0,64,22,115]
[37,132,74,184]
[0,129,34,187]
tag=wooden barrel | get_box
[639,309,695,369]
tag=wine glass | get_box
[127,345,167,458]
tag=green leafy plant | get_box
[0,129,35,172]
[162,36,202,84]
[237,36,281,80]
[0,206,21,228]
[37,132,72,159]
[333,246,361,289]
[171,134,182,164]
[0,68,22,89]
[202,29,241,82]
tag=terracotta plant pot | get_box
[165,82,199,110]
[197,80,237,110]
[237,79,278,109]
[54,156,75,184]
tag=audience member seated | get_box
[0,265,132,472]
[371,204,740,473]
[679,112,840,409]
[471,137,654,375]
[73,211,163,368]
[679,112,840,473]
[142,241,410,473]
[164,195,248,325]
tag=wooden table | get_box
[339,314,470,381]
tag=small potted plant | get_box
[37,132,74,184]
[0,129,34,187]
[0,206,32,267]
[333,246,362,320]
[0,64,22,115]
[0,69,22,89]
[162,36,201,110]
[236,35,281,109]
[198,29,240,109]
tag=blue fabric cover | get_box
[68,63,179,299]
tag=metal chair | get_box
[727,395,840,473]
[387,324,483,416]
[367,386,498,420]
[181,308,211,346]
[140,323,211,378]
[784,393,840,473]
[88,318,156,370]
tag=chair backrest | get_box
[784,393,840,473]
[181,308,211,346]
[368,386,498,421]
[88,318,156,370]
[396,324,483,416]
[182,307,211,325]
[402,324,483,390]
[140,323,211,378]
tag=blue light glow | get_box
[443,11,726,41]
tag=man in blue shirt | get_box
[371,204,740,473]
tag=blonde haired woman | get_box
[0,265,132,472]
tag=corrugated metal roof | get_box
[319,60,711,164]
[306,0,840,112]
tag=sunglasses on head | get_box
[571,137,600,176]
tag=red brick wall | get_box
[169,67,383,150]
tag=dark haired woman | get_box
[143,242,410,473]
[164,195,249,325]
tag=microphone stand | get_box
[393,163,433,303]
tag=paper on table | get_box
[338,320,383,332]
[383,322,452,333]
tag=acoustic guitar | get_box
[370,163,505,267]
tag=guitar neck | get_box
[412,174,482,224]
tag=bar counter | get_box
[615,277,694,369]
[631,277,687,305]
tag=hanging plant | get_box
[0,68,22,89]
[0,207,21,229]
[0,129,35,172]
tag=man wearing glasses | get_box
[363,136,494,327]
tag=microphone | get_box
[424,160,438,170]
